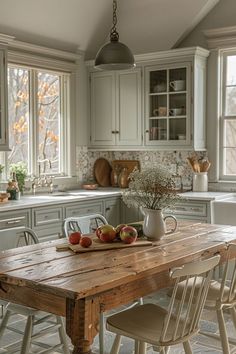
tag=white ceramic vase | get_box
[142,208,177,241]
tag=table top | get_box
[0,220,236,302]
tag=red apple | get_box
[120,226,138,244]
[115,224,127,240]
[99,224,116,243]
[80,236,92,248]
[68,231,81,245]
[95,225,103,239]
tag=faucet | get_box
[32,159,54,194]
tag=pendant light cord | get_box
[110,0,119,42]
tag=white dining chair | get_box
[174,243,236,354]
[106,254,220,354]
[63,213,143,354]
[0,226,70,354]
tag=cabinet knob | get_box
[115,130,119,134]
[111,131,116,134]
[145,130,149,133]
[105,207,110,212]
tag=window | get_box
[220,50,236,179]
[2,64,70,177]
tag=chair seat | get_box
[107,303,192,346]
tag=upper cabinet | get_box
[88,47,209,151]
[145,63,190,146]
[0,47,9,150]
[89,68,142,147]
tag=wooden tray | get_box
[56,238,152,253]
[94,158,112,187]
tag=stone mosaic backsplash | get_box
[76,147,207,190]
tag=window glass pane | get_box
[225,148,236,175]
[7,67,29,168]
[225,120,236,147]
[226,56,236,85]
[37,71,61,174]
[225,87,236,115]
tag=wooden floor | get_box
[0,289,232,353]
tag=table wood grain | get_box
[0,220,236,353]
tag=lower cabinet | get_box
[165,200,211,223]
[121,202,144,224]
[31,205,64,242]
[0,210,31,230]
[65,200,103,218]
[0,196,211,245]
[104,197,121,226]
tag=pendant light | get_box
[94,0,136,70]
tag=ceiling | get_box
[0,0,219,59]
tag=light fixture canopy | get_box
[94,0,136,71]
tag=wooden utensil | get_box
[94,158,112,187]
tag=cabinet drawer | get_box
[65,201,103,218]
[0,210,30,230]
[169,202,207,217]
[32,206,63,228]
[35,226,63,242]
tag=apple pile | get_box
[96,224,138,244]
[68,231,92,248]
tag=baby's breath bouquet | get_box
[122,167,180,210]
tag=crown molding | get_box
[204,26,236,49]
[86,46,209,67]
[0,32,84,63]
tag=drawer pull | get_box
[105,207,110,211]
[6,220,21,225]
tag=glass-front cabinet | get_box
[145,63,191,146]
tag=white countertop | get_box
[0,189,233,212]
[179,191,234,201]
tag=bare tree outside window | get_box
[6,66,64,177]
[37,72,60,174]
[8,67,29,168]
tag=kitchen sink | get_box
[212,194,236,225]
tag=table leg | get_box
[66,297,99,354]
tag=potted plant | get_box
[122,167,181,240]
[9,162,28,193]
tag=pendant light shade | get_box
[94,0,136,71]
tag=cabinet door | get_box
[32,206,64,241]
[121,202,144,224]
[145,62,191,148]
[0,209,31,230]
[65,201,103,218]
[90,72,116,146]
[0,48,9,149]
[116,68,142,146]
[104,198,121,226]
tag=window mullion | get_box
[30,69,39,176]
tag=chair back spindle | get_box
[160,255,220,345]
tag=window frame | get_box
[5,63,71,178]
[219,48,236,181]
[0,41,80,185]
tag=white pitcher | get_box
[142,208,177,241]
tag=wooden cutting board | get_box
[56,238,152,253]
[94,158,112,187]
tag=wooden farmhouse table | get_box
[0,220,236,353]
